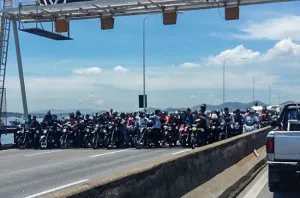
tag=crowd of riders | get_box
[14,105,273,149]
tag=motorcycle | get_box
[83,123,94,148]
[234,122,243,136]
[16,126,40,149]
[133,126,153,149]
[40,125,60,149]
[91,124,108,149]
[190,124,199,149]
[243,116,258,133]
[162,123,177,147]
[219,122,230,141]
[208,120,219,143]
[105,122,122,149]
[179,124,190,148]
[60,125,75,149]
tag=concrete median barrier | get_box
[48,126,272,198]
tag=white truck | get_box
[266,103,300,192]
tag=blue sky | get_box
[5,1,300,112]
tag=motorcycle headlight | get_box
[192,127,197,131]
[63,128,67,133]
[212,126,215,130]
[86,128,90,132]
[43,130,47,134]
[163,125,167,129]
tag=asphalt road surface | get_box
[237,166,300,198]
[0,147,190,198]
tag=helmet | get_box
[211,113,218,120]
[200,103,207,109]
[76,110,81,116]
[249,109,255,114]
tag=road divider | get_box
[47,126,272,198]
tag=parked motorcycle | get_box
[60,125,74,149]
[40,125,60,149]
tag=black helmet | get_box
[76,110,81,116]
[201,103,207,109]
[69,112,75,118]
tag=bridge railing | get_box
[0,126,18,146]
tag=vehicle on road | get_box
[266,102,300,192]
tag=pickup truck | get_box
[266,103,300,192]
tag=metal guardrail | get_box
[0,126,18,145]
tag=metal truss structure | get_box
[2,0,296,23]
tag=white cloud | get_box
[233,15,300,41]
[94,99,104,106]
[73,67,102,75]
[263,38,300,60]
[206,38,300,65]
[206,45,260,65]
[180,62,201,68]
[6,38,300,112]
[113,66,129,72]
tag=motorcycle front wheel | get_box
[133,134,144,149]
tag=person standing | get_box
[151,110,162,147]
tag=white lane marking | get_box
[172,149,191,155]
[24,179,89,198]
[25,150,63,157]
[243,171,268,198]
[89,149,131,158]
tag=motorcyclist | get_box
[182,108,195,124]
[260,107,271,122]
[195,104,209,146]
[150,109,162,147]
[29,115,40,129]
[84,114,91,124]
[243,109,259,132]
[119,113,129,147]
[222,107,235,137]
[74,110,84,148]
[42,110,53,126]
[209,112,220,142]
[234,109,244,134]
[25,114,32,126]
[137,112,149,128]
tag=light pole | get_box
[142,13,154,113]
[222,57,247,104]
[252,74,272,103]
[142,11,183,112]
[270,82,283,105]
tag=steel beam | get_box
[12,19,28,118]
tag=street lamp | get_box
[222,57,247,104]
[270,82,284,105]
[142,11,183,112]
[252,74,272,104]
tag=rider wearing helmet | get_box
[181,108,195,124]
[222,107,235,137]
